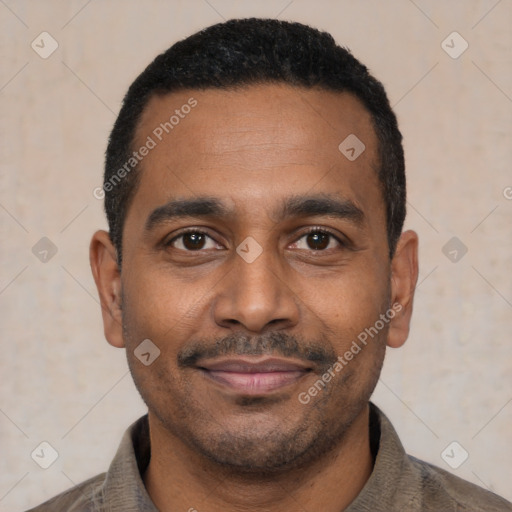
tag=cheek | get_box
[122,264,205,343]
[304,261,389,343]
[121,289,188,403]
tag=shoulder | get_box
[405,455,512,511]
[25,414,152,511]
[25,472,106,512]
[365,403,512,512]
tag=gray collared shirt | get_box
[27,403,512,511]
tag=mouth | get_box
[196,356,313,395]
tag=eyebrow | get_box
[144,193,365,233]
[279,194,365,226]
[145,197,230,232]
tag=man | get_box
[28,18,511,512]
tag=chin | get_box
[177,408,353,475]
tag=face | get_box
[91,83,418,473]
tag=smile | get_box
[197,357,312,395]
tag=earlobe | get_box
[89,230,125,348]
[387,230,419,349]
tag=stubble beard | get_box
[124,326,387,476]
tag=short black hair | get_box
[104,18,405,267]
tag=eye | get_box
[291,228,343,251]
[166,230,223,251]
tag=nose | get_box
[212,246,300,334]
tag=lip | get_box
[197,356,312,395]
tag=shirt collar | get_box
[99,402,408,511]
[98,413,157,511]
[345,403,409,510]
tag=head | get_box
[91,18,418,474]
[104,18,406,267]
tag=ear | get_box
[387,230,419,349]
[89,230,125,348]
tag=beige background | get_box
[1,0,511,510]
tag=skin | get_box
[90,83,418,512]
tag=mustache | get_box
[177,331,338,372]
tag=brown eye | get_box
[291,229,341,251]
[167,230,222,251]
[306,231,330,250]
[182,232,206,250]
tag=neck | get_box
[143,404,374,512]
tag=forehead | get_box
[136,83,377,159]
[125,83,383,235]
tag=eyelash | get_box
[164,227,346,251]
